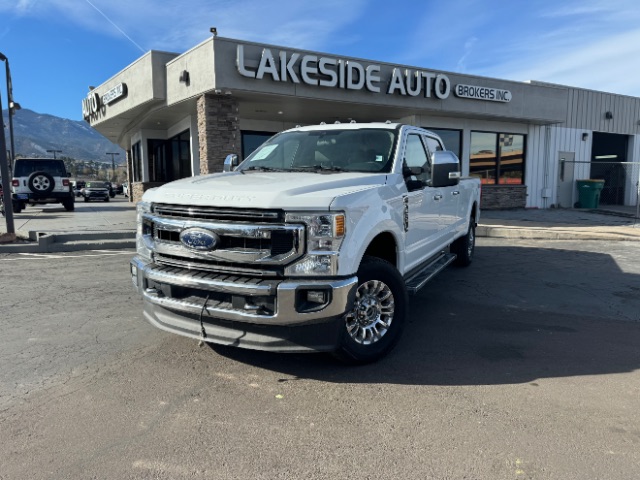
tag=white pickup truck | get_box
[131,123,481,362]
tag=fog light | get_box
[307,290,327,304]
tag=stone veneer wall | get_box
[481,185,527,209]
[197,94,241,174]
[131,182,166,204]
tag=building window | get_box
[470,131,525,184]
[147,130,192,183]
[170,130,192,180]
[425,128,461,159]
[242,131,275,159]
[132,141,142,182]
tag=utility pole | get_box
[0,53,15,234]
[47,149,62,159]
[0,51,19,172]
[106,152,120,182]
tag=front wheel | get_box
[333,256,408,364]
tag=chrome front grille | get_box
[152,204,284,223]
[143,204,305,270]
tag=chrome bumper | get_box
[130,256,357,327]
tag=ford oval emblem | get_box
[179,228,220,251]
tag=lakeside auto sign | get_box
[82,83,128,120]
[236,45,511,103]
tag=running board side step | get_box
[405,252,457,294]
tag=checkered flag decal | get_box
[500,134,514,147]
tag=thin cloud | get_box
[0,0,368,54]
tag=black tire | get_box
[104,196,110,202]
[451,218,475,267]
[333,256,408,364]
[63,199,75,211]
[12,201,23,214]
[28,171,55,194]
[83,196,89,203]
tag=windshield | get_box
[86,182,107,188]
[238,128,397,173]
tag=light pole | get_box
[0,54,15,234]
[106,152,120,182]
[0,51,19,172]
[47,149,62,159]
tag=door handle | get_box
[452,191,460,196]
[433,194,443,201]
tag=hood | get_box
[143,171,388,209]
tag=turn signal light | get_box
[335,214,345,237]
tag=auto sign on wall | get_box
[81,83,128,121]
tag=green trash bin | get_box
[576,179,605,209]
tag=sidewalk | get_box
[1,201,639,253]
[478,207,640,242]
[0,197,136,252]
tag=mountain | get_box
[2,108,125,163]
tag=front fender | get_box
[330,176,406,276]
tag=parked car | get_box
[113,183,123,195]
[10,158,75,212]
[81,181,110,202]
[104,182,116,198]
[72,180,86,197]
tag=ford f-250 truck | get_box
[131,123,481,362]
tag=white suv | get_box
[10,158,75,213]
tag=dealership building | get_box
[83,36,640,209]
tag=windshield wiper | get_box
[242,166,286,172]
[292,165,347,173]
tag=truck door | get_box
[402,133,441,271]
[425,136,462,235]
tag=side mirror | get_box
[223,154,239,172]
[431,151,461,188]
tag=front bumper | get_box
[130,256,357,352]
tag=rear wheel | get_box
[333,256,408,364]
[12,201,23,214]
[451,217,475,267]
[84,196,89,203]
[63,198,75,211]
[104,196,110,202]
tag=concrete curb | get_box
[477,225,640,242]
[0,230,135,253]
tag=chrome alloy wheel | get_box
[345,279,395,345]
[32,175,51,191]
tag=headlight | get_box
[285,212,345,276]
[285,212,345,251]
[136,201,153,260]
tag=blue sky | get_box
[1,0,639,121]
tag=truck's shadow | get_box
[208,243,640,385]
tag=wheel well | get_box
[363,232,397,267]
[471,202,478,224]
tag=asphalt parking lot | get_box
[1,237,639,479]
